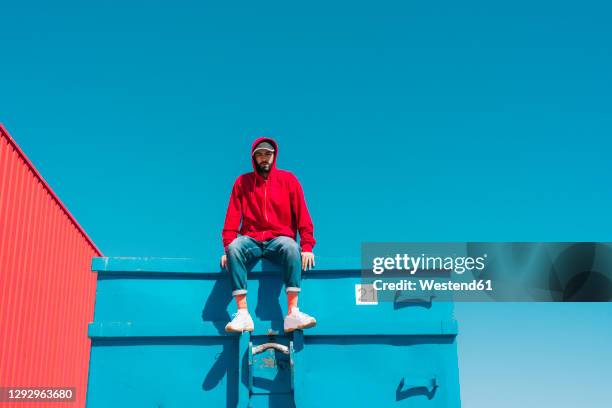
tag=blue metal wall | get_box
[86,257,461,407]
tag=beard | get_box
[256,162,271,173]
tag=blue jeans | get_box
[226,235,302,296]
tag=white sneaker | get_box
[284,307,317,332]
[225,309,254,333]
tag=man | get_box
[221,137,317,333]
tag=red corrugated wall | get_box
[0,124,102,408]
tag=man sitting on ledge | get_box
[220,137,317,333]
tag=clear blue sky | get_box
[2,1,611,406]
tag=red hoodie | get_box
[222,137,316,252]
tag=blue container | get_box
[86,257,461,407]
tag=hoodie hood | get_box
[251,137,278,176]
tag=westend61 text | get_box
[372,279,493,292]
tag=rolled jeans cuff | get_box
[232,289,248,296]
[285,287,301,293]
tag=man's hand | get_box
[220,254,227,268]
[301,252,315,271]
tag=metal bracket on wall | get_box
[238,332,298,408]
